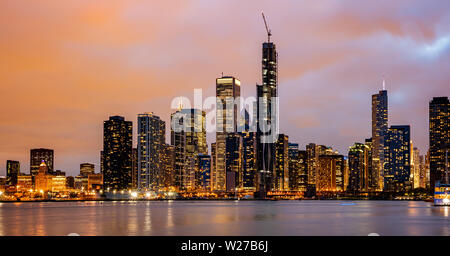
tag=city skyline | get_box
[1,1,450,176]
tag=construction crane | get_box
[261,12,272,42]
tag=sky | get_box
[0,0,449,176]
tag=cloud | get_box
[0,0,449,175]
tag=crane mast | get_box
[261,12,272,42]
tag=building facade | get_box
[103,116,133,190]
[384,125,411,192]
[137,112,166,191]
[429,97,449,187]
[372,90,388,191]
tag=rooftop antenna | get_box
[382,78,386,91]
[261,12,272,42]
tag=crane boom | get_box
[261,12,272,42]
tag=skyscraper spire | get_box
[382,79,386,91]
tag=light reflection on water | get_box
[0,201,448,236]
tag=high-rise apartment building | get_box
[429,97,449,187]
[30,148,54,177]
[384,125,411,192]
[137,112,166,191]
[103,116,133,190]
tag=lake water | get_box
[0,200,448,236]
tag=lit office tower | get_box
[225,133,243,192]
[137,113,166,191]
[364,138,376,191]
[371,89,388,191]
[242,131,257,191]
[384,125,411,192]
[288,143,300,191]
[103,116,133,190]
[6,160,20,186]
[161,144,175,189]
[411,147,421,189]
[274,134,289,191]
[131,148,138,189]
[80,163,95,177]
[429,97,450,187]
[196,154,211,192]
[317,154,345,193]
[171,108,207,191]
[306,143,318,186]
[256,40,278,196]
[348,143,369,193]
[215,76,241,192]
[30,148,54,177]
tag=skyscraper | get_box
[348,143,369,192]
[215,76,241,192]
[171,108,207,191]
[372,89,388,191]
[384,125,411,192]
[256,39,278,197]
[274,134,289,191]
[225,133,243,192]
[30,148,54,177]
[103,116,133,190]
[317,154,345,193]
[196,154,211,192]
[131,148,138,189]
[161,144,175,190]
[242,131,257,191]
[137,112,166,191]
[6,160,20,187]
[429,97,449,187]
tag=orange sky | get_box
[1,1,449,175]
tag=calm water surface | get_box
[0,200,448,236]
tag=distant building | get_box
[215,76,241,192]
[88,173,103,191]
[274,134,289,191]
[171,109,207,191]
[80,163,95,177]
[137,112,166,191]
[384,125,411,192]
[225,133,243,192]
[372,89,388,191]
[30,148,54,177]
[17,175,33,191]
[317,154,345,193]
[35,161,53,192]
[131,148,138,189]
[242,132,257,191]
[103,116,133,190]
[66,176,75,189]
[348,143,369,192]
[161,144,175,190]
[411,147,422,189]
[6,160,20,186]
[429,97,449,187]
[196,154,211,192]
[256,40,278,197]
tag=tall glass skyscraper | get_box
[137,112,166,191]
[371,89,388,191]
[171,108,207,191]
[215,76,240,192]
[384,125,411,192]
[429,97,449,187]
[103,116,132,190]
[30,148,54,177]
[256,41,278,197]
